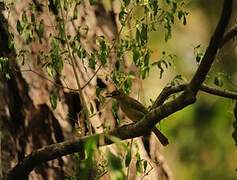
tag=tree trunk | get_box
[0,1,171,179]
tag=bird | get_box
[107,90,169,146]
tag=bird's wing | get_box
[126,96,148,114]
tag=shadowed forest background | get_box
[144,1,237,179]
[0,0,237,180]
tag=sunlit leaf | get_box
[50,90,58,110]
[22,11,27,23]
[37,19,44,39]
[16,20,23,35]
[135,152,142,174]
[89,53,96,70]
[98,39,108,65]
[119,6,127,26]
[214,76,223,87]
[125,148,131,167]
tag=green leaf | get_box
[232,101,237,146]
[170,74,186,86]
[140,23,148,45]
[79,136,97,180]
[183,15,187,25]
[124,73,134,94]
[194,44,203,63]
[178,11,188,25]
[37,19,44,38]
[149,0,158,16]
[98,39,108,65]
[50,37,63,74]
[112,100,120,124]
[22,11,27,23]
[143,160,148,172]
[90,102,94,114]
[8,33,15,50]
[17,20,23,35]
[171,2,177,13]
[123,0,130,7]
[132,48,140,65]
[31,13,36,24]
[125,149,132,167]
[178,11,183,20]
[0,57,10,79]
[107,151,123,171]
[50,90,58,110]
[144,50,150,66]
[164,18,172,42]
[119,6,127,26]
[152,60,168,79]
[89,0,97,5]
[136,28,140,45]
[135,152,142,174]
[85,136,97,158]
[214,76,223,87]
[25,30,33,44]
[58,21,66,43]
[46,64,54,77]
[77,46,87,59]
[89,53,96,70]
[48,0,60,15]
[141,66,150,79]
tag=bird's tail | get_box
[152,127,169,146]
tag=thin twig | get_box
[220,25,237,47]
[81,7,134,89]
[19,69,78,91]
[126,138,133,180]
[59,2,92,134]
[189,0,233,94]
[152,82,237,109]
[140,161,154,180]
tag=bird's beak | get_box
[105,92,112,97]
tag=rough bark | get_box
[1,0,169,179]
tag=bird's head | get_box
[106,90,125,99]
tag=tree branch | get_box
[151,84,187,109]
[220,26,237,47]
[200,84,237,99]
[189,0,233,94]
[19,69,78,92]
[4,92,196,180]
[3,1,235,179]
[6,83,237,179]
[152,83,237,109]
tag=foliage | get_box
[0,57,10,79]
[232,101,237,146]
[3,0,237,179]
[13,0,188,98]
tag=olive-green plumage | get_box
[108,90,169,146]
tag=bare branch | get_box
[3,1,235,179]
[151,84,187,109]
[81,7,134,89]
[220,26,237,47]
[20,69,78,92]
[4,92,195,180]
[200,84,237,99]
[152,83,237,109]
[6,81,237,179]
[189,0,233,94]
